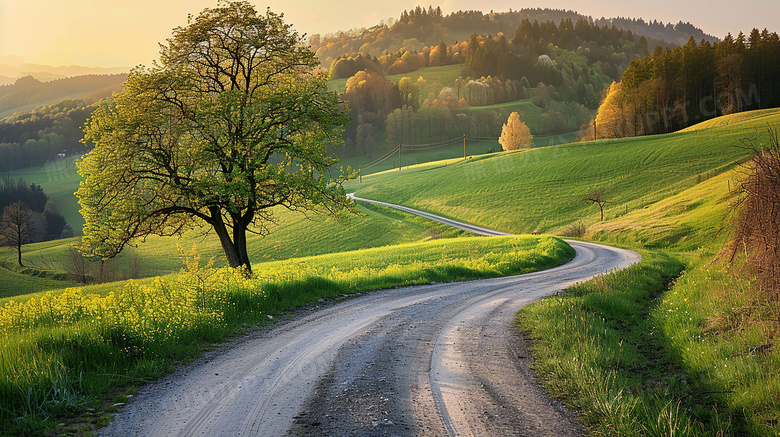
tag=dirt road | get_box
[100,200,640,436]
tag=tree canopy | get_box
[499,112,533,151]
[77,1,353,273]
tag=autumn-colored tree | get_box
[0,201,42,266]
[594,82,647,139]
[499,112,533,151]
[77,1,353,273]
[429,41,449,66]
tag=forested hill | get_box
[0,73,127,118]
[310,7,717,69]
[321,7,711,159]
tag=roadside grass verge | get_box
[0,234,573,435]
[518,252,701,435]
[518,250,780,436]
[657,254,780,435]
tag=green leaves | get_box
[78,1,353,270]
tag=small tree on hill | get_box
[584,188,608,221]
[499,111,533,151]
[0,201,43,266]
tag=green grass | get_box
[518,253,711,436]
[0,202,469,299]
[343,109,780,435]
[0,234,573,435]
[520,247,780,436]
[339,139,499,175]
[4,157,84,234]
[680,108,780,132]
[656,254,780,435]
[465,99,545,130]
[350,110,780,235]
[0,263,75,298]
[586,168,734,251]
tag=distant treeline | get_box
[0,99,95,171]
[588,29,780,139]
[311,7,709,72]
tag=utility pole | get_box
[398,145,401,171]
[463,134,466,160]
[359,165,362,183]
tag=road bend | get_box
[101,197,639,436]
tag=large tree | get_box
[77,1,353,273]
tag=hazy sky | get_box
[1,0,778,68]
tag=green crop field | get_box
[349,109,780,235]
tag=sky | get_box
[0,0,778,68]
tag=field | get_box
[349,109,780,234]
[4,157,84,234]
[0,201,473,299]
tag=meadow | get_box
[349,109,780,234]
[0,201,471,299]
[0,235,573,435]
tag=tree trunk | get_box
[210,208,243,269]
[233,221,252,274]
[16,242,23,267]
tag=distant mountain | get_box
[0,63,129,85]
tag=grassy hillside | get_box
[5,158,84,234]
[0,201,470,299]
[350,109,780,234]
[679,108,780,132]
[3,106,779,434]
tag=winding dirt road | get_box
[100,199,639,437]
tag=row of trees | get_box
[588,29,780,139]
[329,42,459,79]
